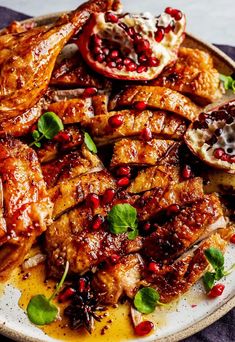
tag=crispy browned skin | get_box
[149,231,230,303]
[92,254,143,304]
[136,177,204,221]
[110,138,179,168]
[151,47,223,105]
[143,194,226,263]
[85,110,187,146]
[127,165,180,194]
[49,170,116,219]
[0,21,36,35]
[0,0,119,119]
[0,138,52,281]
[109,86,200,121]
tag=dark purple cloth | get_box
[0,6,234,342]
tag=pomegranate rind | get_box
[77,11,186,81]
[185,99,235,173]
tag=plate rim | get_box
[0,12,235,342]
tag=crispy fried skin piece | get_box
[143,194,226,263]
[127,165,180,194]
[0,138,52,281]
[109,86,200,121]
[0,21,36,35]
[85,110,187,146]
[110,138,179,168]
[136,177,204,221]
[92,254,143,304]
[42,145,103,188]
[0,0,119,118]
[49,170,116,219]
[151,48,223,105]
[149,230,231,303]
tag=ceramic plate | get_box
[0,8,235,342]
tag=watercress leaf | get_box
[107,204,138,235]
[128,226,139,240]
[214,267,225,281]
[27,295,58,325]
[38,112,64,140]
[32,130,40,140]
[204,247,224,271]
[134,287,160,314]
[203,272,216,292]
[219,74,234,90]
[34,141,41,148]
[232,80,235,92]
[84,132,97,153]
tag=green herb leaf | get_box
[220,74,235,91]
[84,132,97,153]
[204,247,224,272]
[107,203,138,239]
[134,287,160,314]
[34,141,41,148]
[203,272,216,292]
[27,261,69,325]
[32,130,40,140]
[38,112,64,140]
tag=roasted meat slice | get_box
[85,110,187,146]
[92,254,143,305]
[151,47,223,105]
[143,194,226,263]
[42,146,103,188]
[127,165,180,194]
[136,177,204,221]
[109,86,200,121]
[0,138,52,281]
[148,229,232,303]
[110,139,179,168]
[49,170,116,219]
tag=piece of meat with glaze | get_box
[84,110,187,146]
[0,0,120,119]
[147,229,232,303]
[109,86,200,121]
[143,194,226,264]
[0,137,52,281]
[150,47,223,105]
[92,254,143,305]
[110,139,180,168]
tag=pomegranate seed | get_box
[94,46,102,55]
[117,177,130,187]
[107,61,116,68]
[116,58,123,64]
[166,204,180,216]
[91,214,104,230]
[134,101,147,111]
[103,48,109,56]
[92,34,102,46]
[105,12,119,23]
[96,53,105,62]
[230,234,235,244]
[78,278,86,292]
[221,153,230,162]
[148,262,160,273]
[229,156,235,163]
[208,284,225,298]
[86,193,100,209]
[110,254,120,264]
[182,165,192,179]
[102,189,116,205]
[148,57,159,67]
[83,87,97,97]
[164,25,172,33]
[58,287,76,303]
[213,148,224,159]
[134,33,142,43]
[143,222,151,231]
[110,50,119,60]
[155,28,165,43]
[136,39,150,53]
[117,64,123,70]
[54,131,71,143]
[165,7,174,15]
[123,58,132,66]
[116,166,131,177]
[126,62,137,72]
[134,321,154,336]
[172,9,183,21]
[137,65,147,73]
[127,27,135,37]
[141,127,152,141]
[139,54,148,64]
[108,114,124,128]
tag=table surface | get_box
[0,0,234,45]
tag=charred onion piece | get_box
[185,100,235,172]
[77,9,186,80]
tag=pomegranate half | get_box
[77,8,186,80]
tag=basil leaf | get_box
[134,287,160,314]
[32,130,40,140]
[219,74,234,91]
[27,295,58,325]
[203,272,216,292]
[84,132,97,153]
[107,204,138,236]
[38,112,64,140]
[204,247,224,271]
